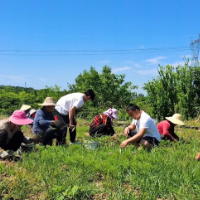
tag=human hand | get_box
[124,127,130,137]
[121,140,128,148]
[53,120,66,129]
[69,124,75,131]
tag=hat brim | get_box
[113,114,119,120]
[9,117,33,125]
[165,117,184,125]
[38,103,56,106]
[20,105,31,111]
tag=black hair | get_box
[84,89,95,101]
[126,103,140,112]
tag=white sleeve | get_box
[139,117,149,129]
[73,98,84,109]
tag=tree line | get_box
[0,63,200,121]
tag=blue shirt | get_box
[33,107,54,133]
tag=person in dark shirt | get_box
[157,113,184,142]
[88,108,118,137]
[33,97,65,146]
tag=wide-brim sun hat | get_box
[103,108,119,120]
[29,109,37,116]
[9,110,33,125]
[165,113,184,125]
[20,104,31,111]
[38,97,56,106]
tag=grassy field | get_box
[0,117,200,200]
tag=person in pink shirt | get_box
[157,114,184,142]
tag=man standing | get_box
[55,89,95,144]
[121,103,161,150]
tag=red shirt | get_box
[157,120,175,141]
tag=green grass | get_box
[0,118,200,199]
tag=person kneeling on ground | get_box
[120,104,161,150]
[0,110,33,161]
[33,97,65,146]
[157,114,184,142]
[55,89,95,144]
[88,108,119,137]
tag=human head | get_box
[9,110,33,126]
[83,89,95,102]
[126,103,141,120]
[38,97,56,112]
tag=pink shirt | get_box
[157,120,175,141]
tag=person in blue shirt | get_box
[33,97,65,146]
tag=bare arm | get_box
[126,128,146,144]
[69,106,76,127]
[124,123,136,137]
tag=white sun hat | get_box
[165,113,184,125]
[20,104,31,111]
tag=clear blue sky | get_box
[0,0,199,94]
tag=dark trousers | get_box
[56,111,76,143]
[89,124,115,137]
[37,128,63,146]
[0,130,23,151]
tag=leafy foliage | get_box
[144,61,200,120]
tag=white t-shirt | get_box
[55,93,84,115]
[132,111,161,142]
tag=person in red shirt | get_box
[157,113,184,142]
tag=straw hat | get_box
[38,97,56,106]
[20,104,31,111]
[165,113,184,125]
[9,110,33,125]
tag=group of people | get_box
[0,88,199,161]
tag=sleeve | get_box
[162,122,174,141]
[73,98,84,109]
[35,110,52,127]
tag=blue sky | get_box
[0,0,199,94]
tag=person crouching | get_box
[121,104,161,150]
[0,110,33,160]
[88,108,118,137]
[33,97,65,146]
[157,114,184,142]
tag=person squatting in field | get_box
[33,97,66,146]
[87,108,119,137]
[55,89,95,144]
[20,104,37,133]
[0,110,34,160]
[157,114,184,142]
[121,103,161,150]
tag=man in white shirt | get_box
[55,89,95,144]
[121,103,161,150]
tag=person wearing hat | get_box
[87,108,118,137]
[55,89,95,144]
[20,104,31,117]
[157,114,184,142]
[33,97,65,146]
[0,110,33,160]
[121,103,161,150]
